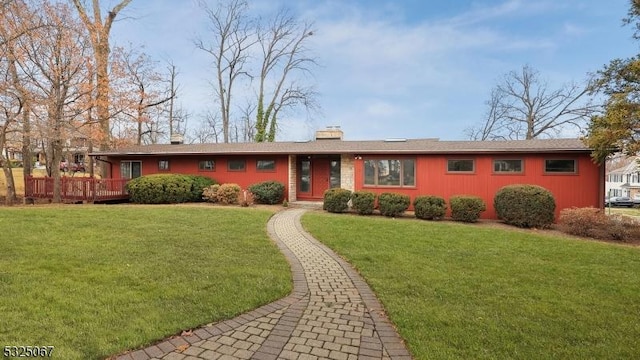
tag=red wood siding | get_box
[106,155,289,194]
[354,153,602,219]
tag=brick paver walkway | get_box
[116,208,412,360]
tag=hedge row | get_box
[126,174,216,204]
[323,184,557,226]
[323,189,487,222]
[127,176,285,206]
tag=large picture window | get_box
[493,159,523,173]
[364,159,415,187]
[447,159,474,172]
[545,159,577,173]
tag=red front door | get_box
[312,158,330,198]
[297,157,332,200]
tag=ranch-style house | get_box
[88,128,604,219]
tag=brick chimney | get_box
[170,134,184,145]
[315,126,343,140]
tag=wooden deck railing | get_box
[25,176,130,202]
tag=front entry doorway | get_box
[297,156,341,200]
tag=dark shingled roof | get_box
[91,138,591,156]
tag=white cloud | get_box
[111,0,625,141]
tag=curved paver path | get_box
[116,208,412,360]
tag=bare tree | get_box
[70,0,133,155]
[113,46,176,145]
[254,10,317,142]
[0,0,36,204]
[466,65,597,140]
[0,58,23,205]
[195,0,254,143]
[18,1,93,202]
[166,61,179,138]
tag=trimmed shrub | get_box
[202,184,221,203]
[413,195,446,220]
[188,175,216,202]
[450,196,486,222]
[248,180,285,204]
[557,207,609,238]
[216,183,241,205]
[558,207,640,242]
[494,184,556,228]
[351,191,376,215]
[378,192,410,217]
[323,188,352,213]
[126,174,193,204]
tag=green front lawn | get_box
[0,205,291,360]
[302,212,640,360]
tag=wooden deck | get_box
[25,176,130,202]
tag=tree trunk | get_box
[1,164,17,206]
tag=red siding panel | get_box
[107,155,289,195]
[354,153,601,219]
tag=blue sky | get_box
[111,0,637,141]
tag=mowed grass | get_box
[302,212,640,360]
[608,206,640,217]
[0,205,291,359]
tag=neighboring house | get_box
[605,156,640,198]
[90,128,604,219]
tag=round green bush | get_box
[323,188,352,213]
[450,196,486,223]
[248,180,285,204]
[351,191,376,215]
[188,175,216,202]
[413,195,446,220]
[126,174,193,204]
[494,184,556,228]
[378,192,410,217]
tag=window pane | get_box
[228,160,245,171]
[378,160,400,186]
[403,159,415,186]
[330,160,341,188]
[199,160,215,171]
[364,160,375,185]
[448,159,474,172]
[494,159,522,172]
[158,160,169,170]
[120,162,130,179]
[131,162,141,178]
[257,160,275,171]
[545,159,576,173]
[300,160,310,192]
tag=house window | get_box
[330,159,341,188]
[364,159,415,187]
[73,153,85,164]
[447,159,474,173]
[121,161,141,179]
[158,160,170,171]
[300,160,310,192]
[227,159,246,171]
[545,159,577,173]
[199,160,215,171]
[256,159,276,171]
[493,159,523,173]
